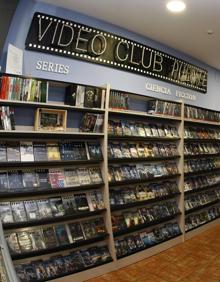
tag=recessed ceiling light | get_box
[166,1,186,13]
[207,29,214,35]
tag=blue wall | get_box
[1,0,220,111]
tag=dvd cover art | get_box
[77,168,91,185]
[50,255,66,276]
[87,142,103,160]
[36,169,51,189]
[88,167,103,184]
[29,229,46,250]
[20,141,34,162]
[11,201,27,222]
[22,171,40,188]
[32,260,47,280]
[63,255,76,273]
[15,265,26,282]
[44,259,58,278]
[55,224,69,245]
[72,142,87,160]
[93,217,106,234]
[49,197,65,217]
[5,233,20,254]
[0,202,13,223]
[87,191,104,210]
[24,264,38,281]
[81,221,97,239]
[8,170,23,190]
[80,250,93,266]
[64,169,80,187]
[42,227,58,248]
[47,143,61,161]
[33,142,48,162]
[24,200,40,220]
[6,142,20,162]
[49,168,65,188]
[0,142,7,162]
[17,231,35,253]
[37,199,53,218]
[0,172,9,190]
[74,193,89,211]
[62,196,77,214]
[68,222,84,242]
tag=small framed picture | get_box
[35,108,67,131]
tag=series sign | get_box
[26,12,207,93]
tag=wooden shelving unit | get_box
[184,104,220,239]
[0,73,220,281]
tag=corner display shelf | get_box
[1,73,220,281]
[184,104,220,240]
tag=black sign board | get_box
[25,12,207,93]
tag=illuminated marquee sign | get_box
[26,12,207,93]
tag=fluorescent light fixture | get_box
[166,0,186,13]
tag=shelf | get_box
[185,216,220,233]
[184,169,220,178]
[0,158,103,168]
[11,233,109,261]
[0,183,104,198]
[111,192,180,211]
[0,131,104,139]
[37,258,113,282]
[108,109,181,121]
[184,182,220,195]
[185,200,219,215]
[184,138,220,142]
[117,233,182,260]
[108,155,180,163]
[108,135,180,142]
[184,118,220,126]
[113,212,181,237]
[184,168,220,177]
[3,209,106,230]
[109,174,181,187]
[0,99,105,113]
[184,153,220,159]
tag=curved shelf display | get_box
[117,233,182,260]
[0,183,104,198]
[111,192,180,211]
[11,233,109,261]
[185,200,219,215]
[3,209,106,230]
[108,155,180,163]
[0,158,103,168]
[108,135,180,142]
[113,212,181,237]
[109,174,181,187]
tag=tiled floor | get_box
[87,225,220,282]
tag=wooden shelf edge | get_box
[111,192,180,211]
[113,212,181,237]
[3,209,106,230]
[185,199,220,215]
[117,232,182,260]
[11,233,109,261]
[109,174,181,187]
[0,183,104,198]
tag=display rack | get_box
[184,104,220,239]
[0,73,114,282]
[107,89,184,266]
[1,73,220,281]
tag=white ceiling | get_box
[37,0,220,70]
